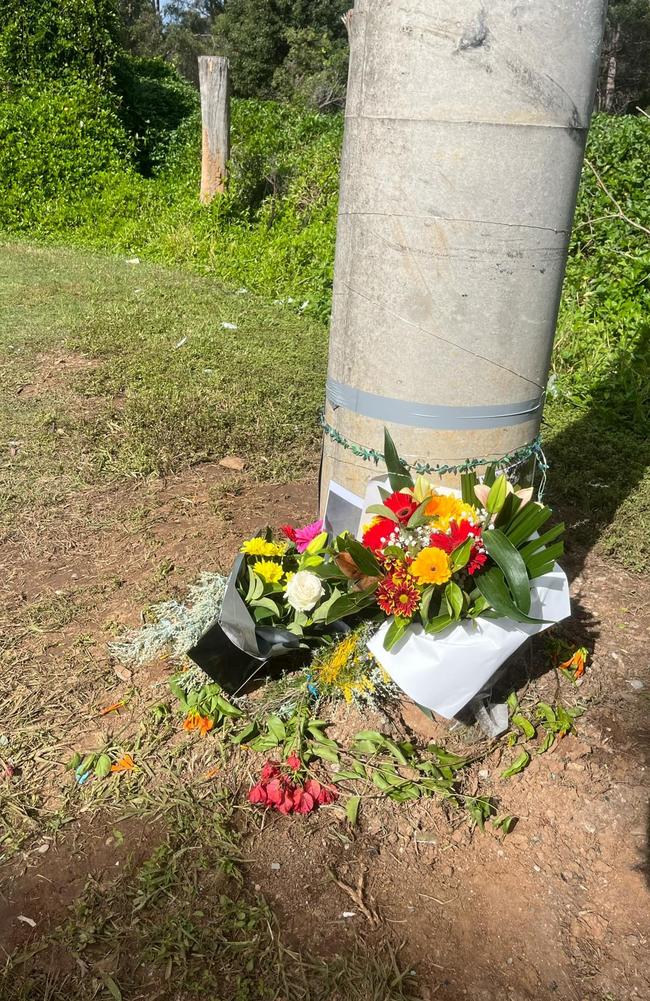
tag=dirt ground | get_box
[1,461,649,1000]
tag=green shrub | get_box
[0,0,118,85]
[112,53,198,175]
[554,114,650,418]
[0,79,132,230]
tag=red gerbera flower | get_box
[362,517,397,554]
[429,520,486,576]
[376,574,420,618]
[384,492,418,525]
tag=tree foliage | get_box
[0,0,120,84]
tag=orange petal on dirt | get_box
[111,754,135,773]
[99,701,125,716]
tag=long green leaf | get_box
[475,567,545,624]
[383,427,414,492]
[525,540,564,578]
[445,581,464,619]
[518,523,565,561]
[460,470,478,506]
[500,750,530,778]
[384,616,409,650]
[366,503,400,523]
[345,795,360,826]
[424,613,453,634]
[481,528,531,614]
[506,503,552,547]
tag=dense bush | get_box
[0,0,119,84]
[0,80,131,229]
[554,114,650,417]
[112,53,198,174]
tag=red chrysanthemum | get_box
[362,517,397,554]
[384,491,418,525]
[376,574,421,618]
[467,549,488,575]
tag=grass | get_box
[0,240,327,514]
[1,793,420,1001]
[2,238,648,570]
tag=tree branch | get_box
[584,158,650,239]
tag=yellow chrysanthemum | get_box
[424,494,478,532]
[241,538,287,557]
[361,517,380,535]
[409,547,452,586]
[252,560,284,584]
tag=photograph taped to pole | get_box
[321,0,608,503]
[198,54,230,203]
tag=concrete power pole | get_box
[198,56,230,204]
[321,0,607,501]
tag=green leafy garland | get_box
[320,415,549,498]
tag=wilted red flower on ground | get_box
[286,752,301,771]
[248,783,268,805]
[261,760,280,781]
[248,761,337,816]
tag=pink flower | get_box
[294,519,324,553]
[286,752,301,771]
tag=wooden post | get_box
[198,55,230,204]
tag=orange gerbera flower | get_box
[424,494,477,532]
[111,754,135,773]
[559,647,588,679]
[409,547,452,586]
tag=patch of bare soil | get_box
[2,469,649,1000]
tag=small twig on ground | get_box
[328,867,379,925]
[584,158,650,238]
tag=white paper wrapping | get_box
[367,565,571,719]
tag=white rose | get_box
[285,571,324,612]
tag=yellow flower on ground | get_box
[424,494,478,532]
[252,560,284,584]
[241,538,287,557]
[409,546,452,586]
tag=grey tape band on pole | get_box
[326,378,543,431]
